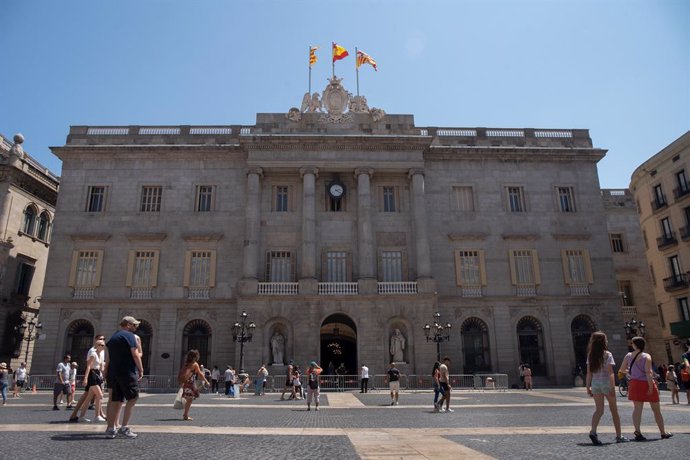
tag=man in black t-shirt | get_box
[387,362,401,405]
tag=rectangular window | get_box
[69,250,103,288]
[610,233,625,253]
[562,249,592,284]
[677,170,689,192]
[382,186,397,212]
[506,186,525,212]
[325,251,348,282]
[617,280,634,306]
[380,251,403,281]
[653,184,666,207]
[658,304,665,328]
[669,255,683,278]
[678,297,690,321]
[86,186,106,212]
[126,250,159,288]
[14,261,35,296]
[661,217,673,238]
[452,186,475,211]
[274,186,289,212]
[649,264,657,286]
[454,250,486,286]
[140,186,162,212]
[196,185,214,212]
[266,251,294,282]
[188,251,212,287]
[509,250,541,286]
[557,187,576,212]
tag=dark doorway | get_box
[571,315,596,374]
[320,314,357,375]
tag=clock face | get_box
[329,183,344,198]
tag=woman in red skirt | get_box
[618,336,673,441]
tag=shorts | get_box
[53,382,72,396]
[628,379,660,403]
[389,381,400,391]
[86,369,103,391]
[285,378,293,387]
[16,380,25,389]
[590,380,613,395]
[440,382,450,393]
[110,374,139,402]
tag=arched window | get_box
[22,206,37,235]
[182,319,211,367]
[571,315,597,373]
[66,319,94,365]
[37,211,51,241]
[517,316,546,376]
[135,320,153,375]
[461,317,491,373]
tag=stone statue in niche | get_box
[389,328,406,363]
[270,331,285,365]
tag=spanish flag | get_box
[332,42,349,62]
[356,50,377,71]
[309,46,318,67]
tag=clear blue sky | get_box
[1,0,688,188]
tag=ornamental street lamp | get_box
[15,314,42,364]
[624,318,645,351]
[232,311,256,373]
[423,312,452,362]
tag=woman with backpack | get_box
[306,361,322,411]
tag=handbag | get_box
[173,388,184,410]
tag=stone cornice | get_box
[551,233,592,240]
[125,233,167,242]
[426,146,607,163]
[70,233,111,242]
[501,233,540,241]
[244,136,429,152]
[182,233,224,242]
[447,232,488,241]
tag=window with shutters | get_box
[451,186,475,211]
[189,251,213,287]
[610,233,625,253]
[506,186,525,212]
[563,250,592,284]
[196,185,215,212]
[86,186,107,212]
[618,280,634,306]
[380,251,403,281]
[325,251,349,282]
[678,297,690,321]
[454,250,484,286]
[265,251,294,282]
[71,250,103,287]
[557,186,576,212]
[511,250,535,284]
[140,186,162,212]
[128,251,158,287]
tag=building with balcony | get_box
[32,81,629,384]
[0,134,59,369]
[630,131,690,362]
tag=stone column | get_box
[238,168,262,295]
[355,168,377,294]
[409,169,435,293]
[0,188,13,241]
[299,167,318,294]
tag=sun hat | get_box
[0,362,7,369]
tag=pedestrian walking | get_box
[12,362,27,398]
[431,361,444,412]
[224,365,235,396]
[438,357,453,412]
[518,362,526,389]
[280,362,295,400]
[306,361,322,411]
[76,339,107,422]
[104,316,144,439]
[292,366,303,399]
[681,339,690,404]
[0,362,8,405]
[585,331,627,445]
[52,354,72,410]
[665,365,680,404]
[523,364,533,390]
[67,362,78,407]
[618,336,673,441]
[68,334,106,422]
[360,364,369,393]
[178,349,210,421]
[388,362,400,405]
[211,366,220,394]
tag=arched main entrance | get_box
[320,314,357,375]
[571,315,597,373]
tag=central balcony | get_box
[663,274,689,292]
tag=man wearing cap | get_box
[104,316,144,439]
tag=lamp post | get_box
[423,312,452,362]
[232,311,256,372]
[15,314,42,364]
[623,317,645,351]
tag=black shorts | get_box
[440,382,450,392]
[85,369,103,391]
[285,379,293,387]
[110,374,139,402]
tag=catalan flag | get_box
[309,46,318,67]
[356,50,377,71]
[332,42,349,62]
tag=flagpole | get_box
[308,46,312,94]
[355,47,360,96]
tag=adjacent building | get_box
[32,79,629,384]
[0,134,59,369]
[630,131,690,363]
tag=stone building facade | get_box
[0,134,59,369]
[630,131,690,363]
[32,86,629,384]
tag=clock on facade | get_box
[328,181,345,199]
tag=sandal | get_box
[661,432,673,439]
[633,431,646,441]
[183,416,193,421]
[589,432,603,446]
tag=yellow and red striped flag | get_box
[332,42,349,62]
[356,50,377,71]
[309,46,318,67]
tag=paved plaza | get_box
[0,388,687,459]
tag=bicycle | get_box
[618,377,628,397]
